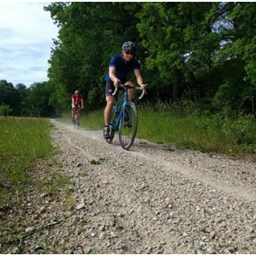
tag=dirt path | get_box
[8,119,256,253]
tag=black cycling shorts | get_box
[105,81,128,96]
[105,81,115,96]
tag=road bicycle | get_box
[105,84,146,150]
[73,105,81,129]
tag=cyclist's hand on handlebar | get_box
[138,84,147,100]
[139,83,148,91]
[113,78,121,87]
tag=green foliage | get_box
[45,2,142,112]
[43,172,71,196]
[0,117,52,208]
[1,3,256,118]
[0,80,55,117]
[87,86,104,109]
[26,82,56,117]
[137,103,256,155]
[90,158,105,165]
[0,80,19,115]
[137,2,217,102]
[221,115,256,148]
[67,103,256,157]
[42,2,256,117]
[0,104,12,116]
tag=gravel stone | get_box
[4,119,256,254]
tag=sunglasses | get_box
[125,51,134,55]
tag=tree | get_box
[0,104,12,116]
[45,2,142,112]
[0,80,19,115]
[15,83,29,116]
[44,2,256,116]
[137,3,220,102]
[26,82,55,117]
[209,3,256,115]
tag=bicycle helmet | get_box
[75,90,79,94]
[122,41,136,55]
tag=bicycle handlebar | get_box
[112,84,146,100]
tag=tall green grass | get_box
[63,104,256,157]
[138,104,256,155]
[0,117,52,207]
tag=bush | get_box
[0,104,12,116]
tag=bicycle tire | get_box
[74,115,80,129]
[77,116,80,128]
[106,125,115,144]
[106,112,117,144]
[73,115,77,128]
[119,102,138,150]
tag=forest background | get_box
[1,2,256,119]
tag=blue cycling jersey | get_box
[105,54,140,83]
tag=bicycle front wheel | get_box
[119,102,138,150]
[74,115,80,129]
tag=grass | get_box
[0,106,255,252]
[0,116,53,208]
[138,105,256,156]
[0,116,74,253]
[59,103,256,158]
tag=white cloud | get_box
[0,2,59,86]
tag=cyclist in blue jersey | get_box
[103,41,147,139]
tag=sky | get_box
[0,1,59,87]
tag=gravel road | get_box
[9,119,256,253]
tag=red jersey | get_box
[71,94,83,105]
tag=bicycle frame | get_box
[106,84,145,149]
[111,87,129,132]
[73,106,81,128]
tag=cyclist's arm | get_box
[134,69,146,89]
[71,96,75,108]
[81,97,84,109]
[109,66,120,87]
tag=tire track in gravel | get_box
[129,150,256,202]
[53,119,256,202]
[51,120,181,252]
[49,119,256,254]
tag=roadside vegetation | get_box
[0,117,53,209]
[1,4,254,248]
[2,2,256,158]
[0,104,255,251]
[0,117,73,253]
[1,3,256,159]
[137,103,256,157]
[60,102,256,159]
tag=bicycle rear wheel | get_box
[119,102,138,150]
[74,115,80,129]
[76,115,80,128]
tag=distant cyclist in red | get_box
[71,90,84,122]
